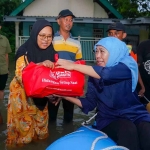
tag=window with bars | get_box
[93,28,103,38]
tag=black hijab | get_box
[15,19,57,63]
[16,20,57,110]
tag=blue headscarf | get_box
[94,37,138,92]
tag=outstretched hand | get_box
[37,60,55,68]
[52,97,62,106]
[55,59,75,70]
[138,87,145,97]
[46,95,62,106]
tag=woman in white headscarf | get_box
[55,37,150,150]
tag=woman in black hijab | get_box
[16,19,56,63]
[7,20,57,145]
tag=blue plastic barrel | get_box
[46,125,128,150]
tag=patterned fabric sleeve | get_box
[15,55,27,86]
[7,55,49,145]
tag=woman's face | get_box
[95,46,109,67]
[37,26,53,49]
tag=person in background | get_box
[107,22,145,99]
[6,19,58,145]
[48,9,82,122]
[137,39,150,111]
[55,37,150,150]
[0,21,11,124]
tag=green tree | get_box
[108,0,150,18]
[0,0,23,52]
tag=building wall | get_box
[23,22,93,37]
[138,25,149,43]
[23,0,108,18]
[23,22,141,38]
[72,24,93,37]
[23,22,34,36]
[23,22,106,38]
[23,22,144,52]
[22,22,148,59]
[94,2,108,18]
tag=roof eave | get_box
[10,0,34,16]
[3,16,135,24]
[10,0,123,19]
[99,0,123,19]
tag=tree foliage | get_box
[108,0,150,18]
[0,0,23,52]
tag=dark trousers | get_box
[0,74,8,90]
[101,119,150,150]
[48,99,74,122]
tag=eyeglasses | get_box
[38,34,52,41]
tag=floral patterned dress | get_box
[6,56,49,145]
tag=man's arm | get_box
[5,53,9,69]
[5,37,12,71]
[137,42,145,96]
[138,64,145,96]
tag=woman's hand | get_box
[56,59,75,70]
[138,87,145,97]
[51,94,64,106]
[53,97,62,106]
[37,60,54,68]
[56,59,100,79]
[46,95,62,106]
[52,94,82,108]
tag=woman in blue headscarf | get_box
[56,37,150,150]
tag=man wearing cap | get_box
[0,22,11,124]
[107,22,137,61]
[107,22,145,103]
[107,22,127,42]
[48,9,82,122]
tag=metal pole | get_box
[15,21,20,52]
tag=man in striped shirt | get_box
[49,9,82,122]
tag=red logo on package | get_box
[50,70,71,80]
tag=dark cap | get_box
[106,22,125,32]
[57,9,76,19]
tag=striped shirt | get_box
[53,31,82,61]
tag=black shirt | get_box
[137,39,150,90]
